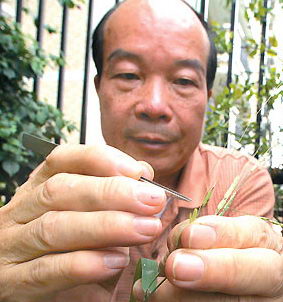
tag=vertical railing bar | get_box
[80,0,94,144]
[224,0,236,146]
[16,0,23,23]
[33,0,45,97]
[255,0,268,158]
[226,0,236,88]
[55,4,69,144]
[200,0,206,16]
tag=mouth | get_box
[128,135,172,151]
[135,138,169,144]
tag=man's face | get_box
[95,0,211,179]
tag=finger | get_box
[133,279,283,302]
[138,160,155,180]
[4,211,162,262]
[168,215,283,252]
[9,175,166,223]
[3,250,129,300]
[29,144,150,186]
[54,284,113,302]
[165,248,283,297]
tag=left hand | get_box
[134,215,283,301]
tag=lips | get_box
[127,134,173,152]
[134,137,169,145]
[130,133,171,144]
[124,127,180,152]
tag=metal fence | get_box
[2,0,282,217]
[9,0,273,143]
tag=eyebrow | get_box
[107,49,205,75]
[107,49,141,62]
[175,59,205,75]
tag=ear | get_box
[207,89,212,99]
[94,75,100,91]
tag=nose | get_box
[134,78,173,122]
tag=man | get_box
[0,0,282,301]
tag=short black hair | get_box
[92,0,217,90]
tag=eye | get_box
[116,73,139,80]
[174,78,195,86]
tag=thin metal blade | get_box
[140,177,192,202]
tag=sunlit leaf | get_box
[269,36,278,47]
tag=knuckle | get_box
[35,211,60,250]
[100,176,129,202]
[64,254,86,281]
[257,225,270,246]
[29,258,48,287]
[257,220,282,251]
[40,174,68,210]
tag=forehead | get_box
[103,0,210,64]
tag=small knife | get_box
[22,133,192,202]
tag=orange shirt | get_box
[113,143,275,301]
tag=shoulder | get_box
[196,144,274,217]
[198,143,261,170]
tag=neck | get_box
[154,170,182,191]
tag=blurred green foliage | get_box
[203,0,283,154]
[0,12,76,200]
[203,0,283,218]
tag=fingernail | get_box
[133,217,161,236]
[173,253,204,282]
[134,183,166,206]
[141,164,153,179]
[117,160,143,177]
[104,254,130,269]
[188,224,216,249]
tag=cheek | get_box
[98,90,131,144]
[177,99,206,133]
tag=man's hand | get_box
[0,144,166,302]
[134,215,283,301]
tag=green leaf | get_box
[36,111,47,124]
[216,176,240,215]
[189,208,199,223]
[44,24,58,34]
[201,185,216,208]
[249,49,257,58]
[3,68,16,79]
[269,36,278,47]
[267,49,277,57]
[2,160,20,177]
[129,258,159,302]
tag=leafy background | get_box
[0,0,282,215]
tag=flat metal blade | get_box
[22,133,58,157]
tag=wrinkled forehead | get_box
[104,0,210,55]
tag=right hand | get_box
[0,144,166,302]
